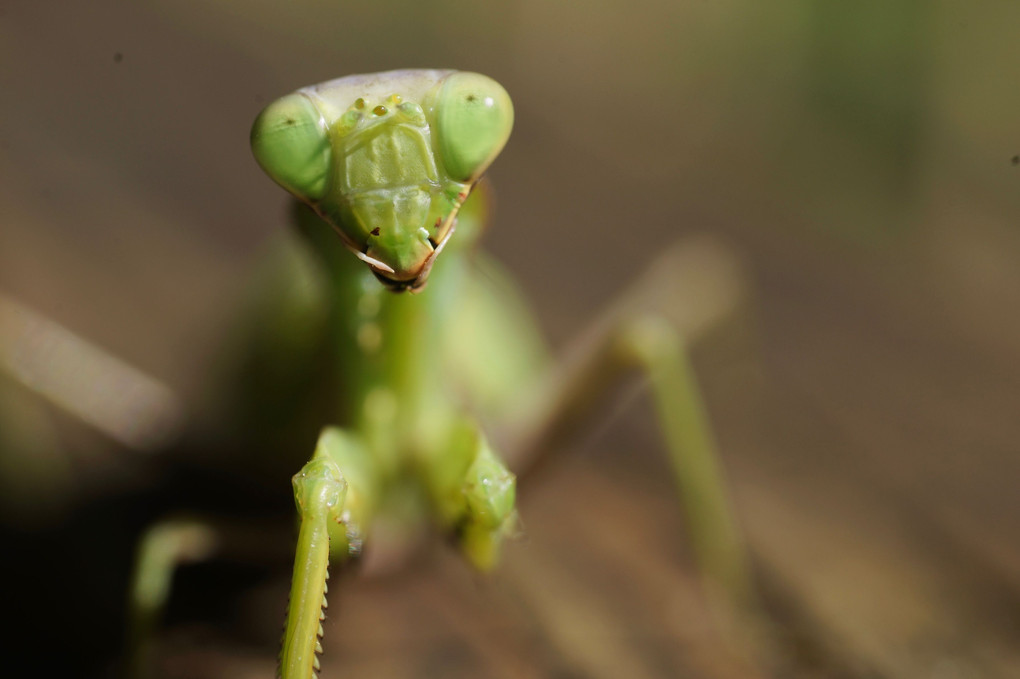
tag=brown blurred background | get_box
[1,1,1019,677]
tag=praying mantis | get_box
[127,69,754,678]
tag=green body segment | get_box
[251,70,513,289]
[288,190,543,496]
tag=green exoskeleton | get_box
[250,71,522,677]
[251,70,512,292]
[130,69,752,678]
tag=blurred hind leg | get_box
[126,519,219,678]
[503,238,753,613]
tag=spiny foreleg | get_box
[279,428,375,679]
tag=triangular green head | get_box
[251,70,513,291]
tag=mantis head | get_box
[251,70,513,291]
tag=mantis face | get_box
[251,70,513,291]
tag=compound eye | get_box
[435,73,513,182]
[251,93,331,201]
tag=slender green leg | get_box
[280,458,344,679]
[503,238,753,611]
[126,520,218,679]
[280,427,376,679]
[618,318,750,606]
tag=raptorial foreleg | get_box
[279,427,376,679]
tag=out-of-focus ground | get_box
[2,2,1019,677]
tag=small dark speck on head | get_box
[113,52,123,64]
[371,227,381,236]
[1012,155,1019,166]
[466,94,476,102]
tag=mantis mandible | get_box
[129,69,752,678]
